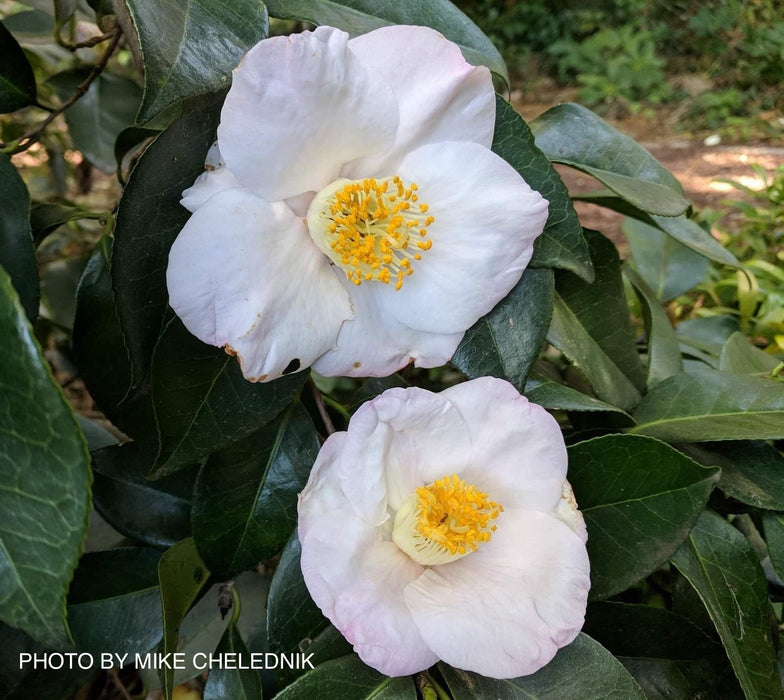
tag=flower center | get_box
[306,176,434,291]
[392,474,503,566]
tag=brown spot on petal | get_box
[224,344,238,357]
[353,362,361,369]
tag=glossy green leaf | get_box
[158,538,211,700]
[569,434,717,599]
[67,547,163,656]
[440,634,644,699]
[491,97,591,279]
[583,602,738,699]
[452,267,553,390]
[719,332,781,374]
[677,315,740,362]
[192,402,319,578]
[547,230,644,410]
[0,22,37,112]
[624,263,683,386]
[623,216,710,300]
[0,266,90,648]
[126,0,268,123]
[92,442,197,547]
[523,376,633,422]
[681,441,784,511]
[267,533,328,655]
[264,0,508,85]
[112,90,224,387]
[29,202,92,244]
[531,103,688,217]
[576,190,738,268]
[630,369,784,441]
[150,317,307,476]
[73,235,156,441]
[203,622,262,700]
[671,511,782,699]
[275,654,416,699]
[761,513,784,582]
[0,153,38,322]
[49,70,142,172]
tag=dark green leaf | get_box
[620,658,742,700]
[49,70,142,172]
[623,216,710,300]
[624,263,683,387]
[531,103,688,217]
[112,89,225,387]
[114,125,160,172]
[265,0,508,85]
[150,317,307,476]
[0,266,90,648]
[440,634,644,699]
[568,434,718,599]
[126,0,268,123]
[0,624,92,700]
[671,511,782,699]
[73,235,157,441]
[523,376,633,422]
[275,654,416,699]
[203,622,262,700]
[491,97,591,280]
[0,21,37,112]
[0,152,38,321]
[452,267,553,390]
[192,402,318,578]
[630,369,784,441]
[67,547,163,656]
[75,415,117,450]
[29,202,93,244]
[267,533,328,656]
[547,230,644,410]
[575,190,738,267]
[681,441,784,511]
[761,513,784,582]
[158,538,210,700]
[719,332,781,374]
[92,442,198,547]
[677,315,740,361]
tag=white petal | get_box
[379,141,548,334]
[298,432,348,537]
[440,378,567,511]
[405,509,590,678]
[299,510,436,676]
[344,25,495,177]
[334,387,472,524]
[312,277,464,378]
[218,27,398,202]
[166,187,352,381]
[180,166,241,212]
[552,479,588,543]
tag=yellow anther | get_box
[306,176,434,292]
[392,474,503,566]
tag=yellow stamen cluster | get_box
[307,176,434,291]
[392,474,503,566]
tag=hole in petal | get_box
[283,358,301,375]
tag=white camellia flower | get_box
[166,25,548,382]
[298,377,590,678]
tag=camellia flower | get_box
[166,25,548,382]
[298,377,590,678]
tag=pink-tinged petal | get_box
[405,509,590,678]
[218,27,397,202]
[378,141,548,334]
[344,25,495,177]
[298,432,348,537]
[312,278,464,378]
[334,387,472,524]
[299,510,436,676]
[440,377,567,512]
[166,187,352,381]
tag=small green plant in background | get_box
[677,165,784,353]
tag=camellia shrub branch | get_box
[0,1,782,699]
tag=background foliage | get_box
[1,0,783,698]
